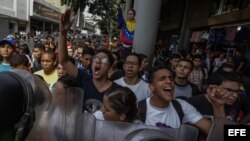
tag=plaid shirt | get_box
[188,68,204,90]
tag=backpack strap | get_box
[138,99,147,123]
[172,99,184,123]
[138,99,184,124]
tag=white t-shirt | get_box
[145,98,203,128]
[94,110,104,120]
[114,77,152,102]
[213,58,226,72]
[94,110,142,124]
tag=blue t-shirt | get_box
[77,69,120,113]
[0,62,11,72]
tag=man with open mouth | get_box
[58,8,120,113]
[138,65,230,136]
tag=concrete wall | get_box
[0,0,15,37]
[0,19,10,38]
[0,0,15,17]
[17,0,28,21]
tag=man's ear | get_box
[119,114,127,121]
[149,83,155,92]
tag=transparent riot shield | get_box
[176,124,199,141]
[206,117,238,141]
[76,113,178,141]
[4,70,53,141]
[123,128,177,141]
[123,124,199,141]
[26,85,84,141]
[76,113,199,141]
[24,74,52,141]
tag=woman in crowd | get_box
[94,87,139,123]
[34,50,58,85]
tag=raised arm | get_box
[117,0,125,28]
[58,8,78,78]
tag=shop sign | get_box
[33,2,61,21]
[19,21,27,26]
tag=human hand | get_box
[60,8,75,33]
[207,85,230,108]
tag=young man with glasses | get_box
[114,53,152,102]
[187,71,250,140]
[58,9,120,113]
[187,71,250,123]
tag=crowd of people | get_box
[0,4,250,141]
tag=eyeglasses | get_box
[92,56,109,64]
[223,88,240,94]
[125,61,138,66]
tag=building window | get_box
[210,0,223,16]
[221,0,241,13]
[9,23,15,33]
[210,0,243,16]
[243,0,250,7]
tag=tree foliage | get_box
[61,0,118,35]
[61,0,88,15]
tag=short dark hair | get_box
[105,87,138,123]
[47,35,54,41]
[15,40,20,46]
[20,43,30,55]
[42,50,57,61]
[33,43,45,51]
[192,54,202,60]
[10,54,30,68]
[82,47,95,56]
[153,58,167,68]
[126,52,142,65]
[178,58,194,70]
[128,9,136,16]
[148,65,172,83]
[57,75,77,88]
[95,48,114,66]
[69,57,76,65]
[170,54,181,60]
[208,72,241,86]
[139,53,148,60]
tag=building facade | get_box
[45,0,66,13]
[0,0,29,38]
[0,0,61,38]
[29,0,61,33]
[159,0,250,56]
